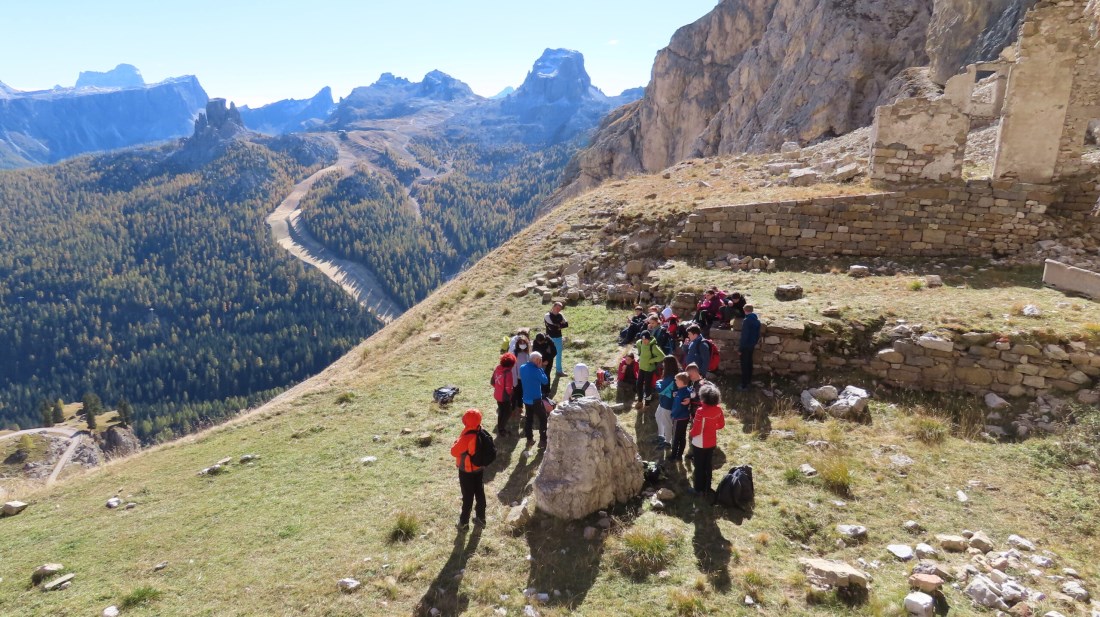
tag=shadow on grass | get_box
[482,430,521,485]
[496,447,542,505]
[524,511,610,610]
[413,527,482,617]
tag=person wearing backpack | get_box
[682,324,712,377]
[653,357,681,449]
[532,333,557,395]
[565,363,599,401]
[739,304,762,391]
[634,330,667,408]
[689,384,726,496]
[544,302,569,377]
[511,334,531,413]
[491,353,517,435]
[451,408,490,530]
[666,372,693,463]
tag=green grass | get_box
[1,173,1098,616]
[909,416,950,445]
[120,585,162,609]
[611,526,677,579]
[389,512,421,542]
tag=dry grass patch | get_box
[611,526,679,579]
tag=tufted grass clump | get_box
[120,586,163,609]
[911,415,950,445]
[612,527,677,579]
[669,589,708,616]
[815,454,854,496]
[389,512,421,543]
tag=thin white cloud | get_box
[607,39,620,46]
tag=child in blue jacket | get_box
[667,372,693,463]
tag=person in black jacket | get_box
[532,333,557,395]
[544,302,569,377]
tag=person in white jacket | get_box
[564,363,600,401]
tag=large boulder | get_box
[98,426,141,459]
[534,398,643,519]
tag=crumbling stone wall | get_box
[668,180,1061,259]
[994,1,1100,183]
[870,97,970,183]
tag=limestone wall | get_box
[870,97,969,183]
[668,180,1061,259]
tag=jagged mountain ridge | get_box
[0,74,208,168]
[75,63,145,89]
[239,87,336,135]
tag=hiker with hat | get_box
[564,363,599,401]
[544,301,569,377]
[451,409,488,530]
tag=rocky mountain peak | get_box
[417,70,476,101]
[191,98,245,141]
[76,63,145,89]
[514,48,599,103]
[373,72,412,88]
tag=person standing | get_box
[491,353,516,435]
[544,302,569,377]
[689,385,726,496]
[682,325,711,378]
[511,334,531,413]
[666,372,693,463]
[520,352,550,448]
[532,333,557,394]
[635,330,666,408]
[450,408,487,530]
[739,305,762,391]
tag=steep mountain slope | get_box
[0,75,208,168]
[926,0,1036,84]
[75,63,145,89]
[239,87,336,134]
[0,104,379,436]
[2,155,1097,616]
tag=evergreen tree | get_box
[83,392,101,430]
[116,398,132,427]
[52,399,65,425]
[40,400,54,428]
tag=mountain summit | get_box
[75,63,145,89]
[513,48,600,103]
[239,87,335,134]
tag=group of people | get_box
[451,292,763,530]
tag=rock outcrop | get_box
[330,70,479,125]
[97,426,141,459]
[533,398,643,519]
[563,0,933,192]
[926,0,1036,85]
[75,64,145,90]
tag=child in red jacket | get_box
[451,408,486,530]
[491,353,516,435]
[617,352,640,405]
[689,384,726,496]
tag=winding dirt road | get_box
[266,138,404,324]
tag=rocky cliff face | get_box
[75,63,145,89]
[240,86,335,134]
[926,0,1036,84]
[565,0,933,191]
[0,76,208,168]
[331,71,480,125]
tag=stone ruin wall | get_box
[666,294,1099,404]
[667,180,1068,260]
[870,97,970,184]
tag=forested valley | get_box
[0,138,380,440]
[300,137,576,309]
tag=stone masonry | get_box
[668,180,1062,259]
[870,97,970,183]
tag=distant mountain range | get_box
[0,51,642,168]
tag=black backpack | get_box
[468,428,497,467]
[714,465,754,509]
[642,460,664,484]
[569,381,590,401]
[433,386,460,406]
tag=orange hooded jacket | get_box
[689,403,725,449]
[450,409,483,472]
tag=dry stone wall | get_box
[870,97,970,183]
[668,180,1062,259]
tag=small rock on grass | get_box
[106,497,121,509]
[2,501,28,516]
[800,464,818,477]
[887,544,915,561]
[32,564,64,585]
[103,607,120,617]
[904,591,935,617]
[337,578,361,593]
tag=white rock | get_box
[810,385,839,403]
[798,557,871,588]
[103,607,120,617]
[337,578,361,593]
[917,334,954,353]
[360,456,378,465]
[904,591,935,617]
[984,393,1010,410]
[801,390,825,416]
[105,497,122,509]
[1043,612,1067,617]
[524,605,540,617]
[956,490,969,503]
[915,543,938,559]
[903,520,923,533]
[788,168,819,186]
[888,544,915,561]
[1007,534,1035,551]
[965,575,1009,610]
[837,525,867,540]
[968,530,993,552]
[849,265,871,278]
[1062,580,1090,602]
[2,501,28,516]
[1022,304,1042,317]
[800,464,818,477]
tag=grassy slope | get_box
[2,172,1099,617]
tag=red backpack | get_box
[704,339,721,372]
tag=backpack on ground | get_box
[433,386,460,406]
[642,460,664,484]
[469,428,497,467]
[714,465,754,509]
[704,339,721,373]
[569,381,590,401]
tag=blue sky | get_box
[0,0,718,106]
